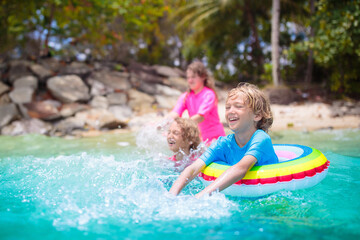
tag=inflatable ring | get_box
[199,144,330,197]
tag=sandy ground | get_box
[74,102,360,138]
[218,102,360,132]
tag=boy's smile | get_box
[225,94,259,133]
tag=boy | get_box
[169,83,278,198]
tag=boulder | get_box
[9,87,35,104]
[152,65,184,78]
[107,92,127,105]
[8,60,33,84]
[130,71,165,85]
[53,117,86,136]
[24,100,62,120]
[0,103,19,128]
[265,86,296,105]
[108,105,133,122]
[1,118,52,136]
[59,61,92,76]
[130,77,157,95]
[74,108,125,130]
[88,79,114,96]
[0,82,10,96]
[29,63,53,81]
[88,70,131,91]
[155,84,182,96]
[128,89,155,113]
[38,58,63,73]
[90,95,109,109]
[164,77,188,92]
[13,75,38,90]
[155,95,178,109]
[0,94,11,105]
[47,75,90,103]
[60,103,90,117]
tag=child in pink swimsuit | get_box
[170,61,225,143]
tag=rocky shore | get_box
[0,59,359,138]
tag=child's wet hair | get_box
[227,82,273,132]
[174,117,201,150]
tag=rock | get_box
[24,100,62,120]
[8,60,33,84]
[0,103,20,128]
[9,87,35,104]
[88,70,131,91]
[130,71,165,85]
[29,63,53,81]
[155,95,178,109]
[0,94,11,105]
[0,82,10,96]
[108,105,133,122]
[47,75,90,103]
[128,89,155,113]
[13,75,38,90]
[265,86,296,105]
[38,58,63,72]
[107,92,127,105]
[164,77,188,92]
[349,107,360,116]
[90,95,109,109]
[1,118,52,136]
[59,61,92,76]
[53,117,86,135]
[88,79,114,96]
[152,65,184,78]
[74,108,125,130]
[155,84,182,96]
[60,103,90,117]
[130,77,157,95]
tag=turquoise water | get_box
[1,128,360,240]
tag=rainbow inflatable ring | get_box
[199,144,330,197]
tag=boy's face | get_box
[225,93,260,133]
[167,122,190,153]
[186,70,205,93]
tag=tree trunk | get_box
[304,0,315,87]
[41,3,55,58]
[271,0,280,86]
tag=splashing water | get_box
[1,129,360,239]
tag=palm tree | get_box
[173,0,270,81]
[271,0,280,86]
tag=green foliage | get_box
[289,0,360,96]
[172,0,271,83]
[0,0,177,65]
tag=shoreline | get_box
[219,102,360,132]
[65,101,360,139]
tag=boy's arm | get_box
[195,155,257,198]
[169,159,206,196]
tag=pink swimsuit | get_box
[172,87,225,142]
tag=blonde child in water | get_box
[169,83,279,198]
[169,61,225,144]
[167,117,202,166]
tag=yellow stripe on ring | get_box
[202,151,327,179]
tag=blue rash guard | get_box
[199,130,279,166]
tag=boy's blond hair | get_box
[227,82,273,132]
[174,117,201,151]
